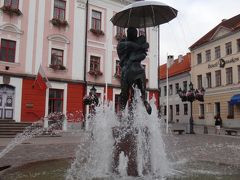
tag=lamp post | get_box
[177,82,205,134]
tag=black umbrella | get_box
[110,0,178,28]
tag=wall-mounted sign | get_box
[3,75,10,84]
[208,57,239,69]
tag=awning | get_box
[230,94,240,105]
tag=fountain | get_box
[66,91,170,179]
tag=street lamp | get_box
[177,82,205,134]
[90,85,97,95]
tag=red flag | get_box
[34,65,51,90]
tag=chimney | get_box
[178,55,183,63]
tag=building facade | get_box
[189,14,240,127]
[0,0,159,123]
[159,53,191,124]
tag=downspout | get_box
[83,0,89,127]
[84,0,88,84]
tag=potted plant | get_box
[0,5,22,16]
[49,64,66,71]
[90,28,104,36]
[50,18,68,28]
[88,70,103,77]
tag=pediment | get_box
[47,34,70,44]
[0,23,23,34]
[211,26,231,40]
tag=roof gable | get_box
[190,14,240,50]
[211,26,231,40]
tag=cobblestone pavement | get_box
[0,125,239,175]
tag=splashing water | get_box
[0,117,63,159]
[66,89,170,180]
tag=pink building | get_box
[0,0,159,123]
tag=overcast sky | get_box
[155,0,240,64]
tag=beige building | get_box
[189,14,240,128]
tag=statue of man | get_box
[117,27,152,115]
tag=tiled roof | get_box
[159,53,191,80]
[189,14,240,50]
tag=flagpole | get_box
[105,82,108,102]
[166,55,169,134]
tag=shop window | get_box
[199,104,204,118]
[91,10,101,30]
[227,102,234,119]
[206,72,212,88]
[114,94,121,113]
[197,53,202,64]
[0,39,16,63]
[205,49,211,61]
[215,70,221,87]
[215,102,220,116]
[176,104,179,115]
[225,42,232,55]
[197,75,202,89]
[226,67,233,85]
[215,46,221,59]
[238,65,240,83]
[184,104,188,115]
[48,89,63,114]
[53,0,66,21]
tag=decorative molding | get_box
[0,23,23,34]
[47,34,70,44]
[76,0,86,9]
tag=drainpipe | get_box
[83,0,89,128]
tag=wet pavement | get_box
[0,124,239,175]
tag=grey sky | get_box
[156,0,240,64]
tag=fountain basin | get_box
[1,159,240,180]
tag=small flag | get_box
[167,55,174,68]
[33,65,51,90]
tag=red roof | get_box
[159,53,191,80]
[190,14,240,50]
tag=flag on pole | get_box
[167,55,174,68]
[33,65,51,90]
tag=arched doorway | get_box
[0,85,15,120]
